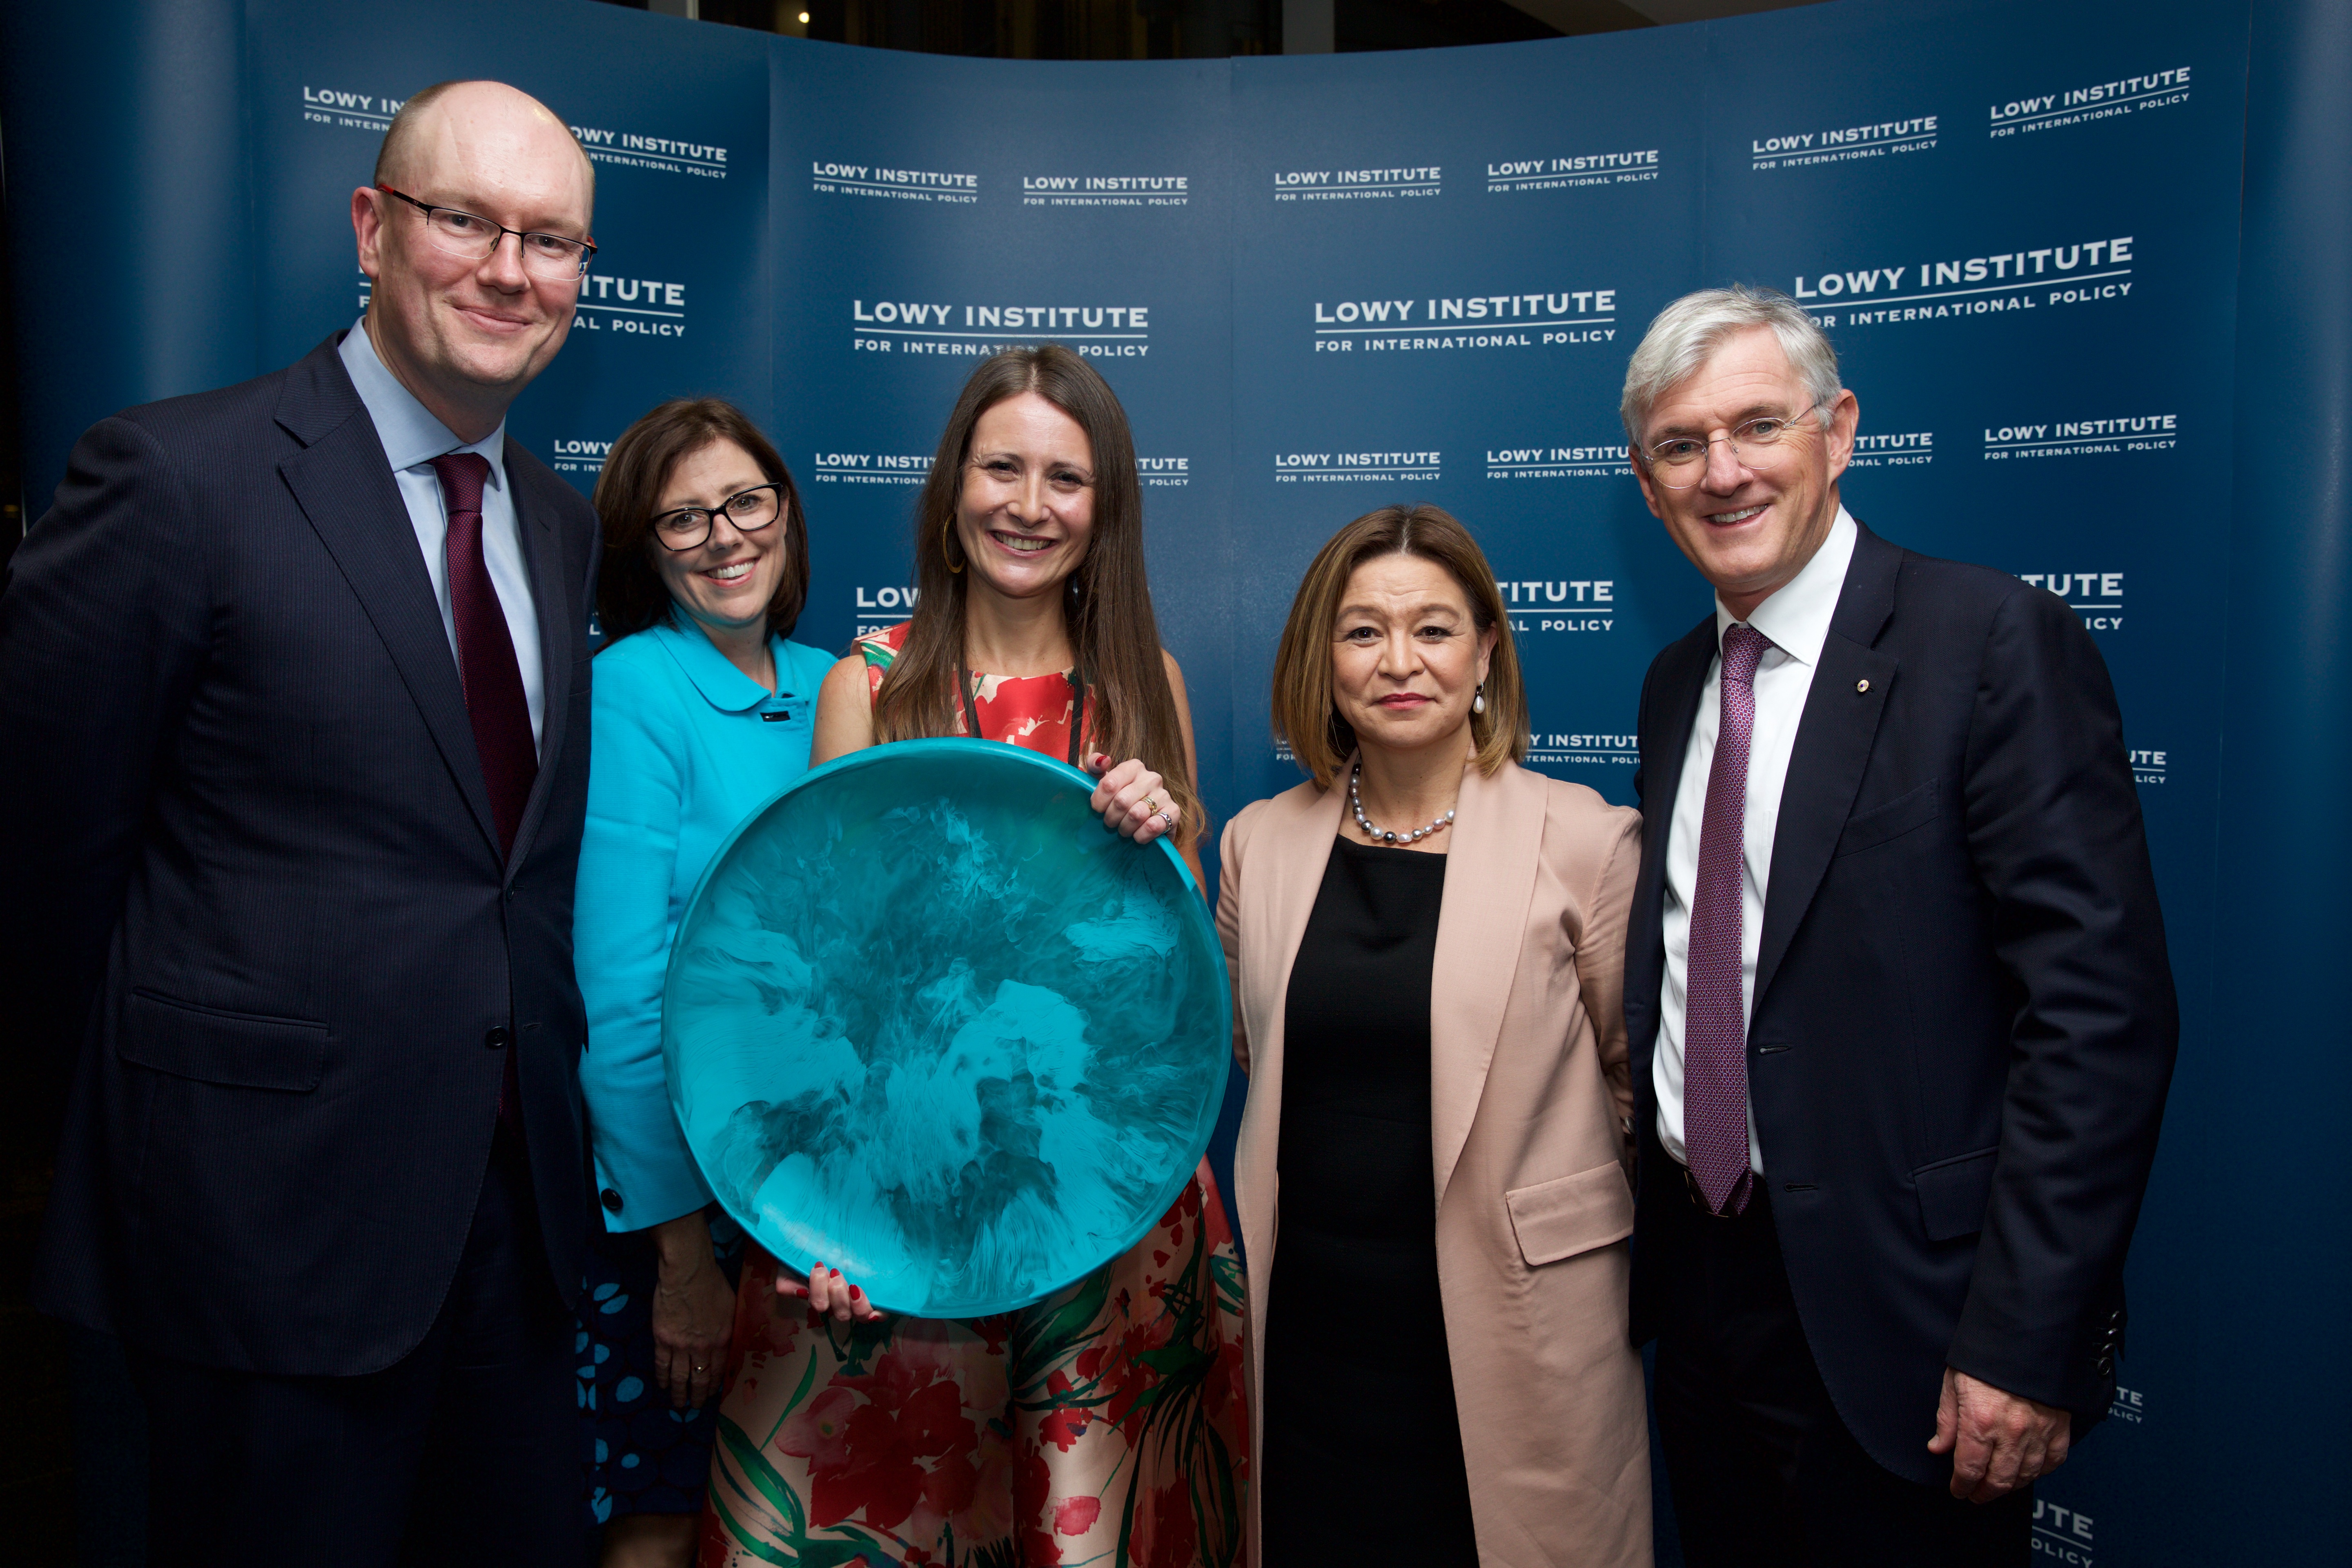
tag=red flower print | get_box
[1141,1479,1201,1568]
[895,1375,978,1458]
[920,1448,978,1518]
[813,1401,927,1529]
[1016,1452,1050,1521]
[1038,1405,1091,1452]
[777,1386,858,1463]
[1053,1495,1103,1537]
[1017,1453,1063,1565]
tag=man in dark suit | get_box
[0,81,603,1562]
[1618,286,2177,1565]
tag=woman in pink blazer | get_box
[1218,504,1651,1567]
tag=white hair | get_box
[1620,285,1842,445]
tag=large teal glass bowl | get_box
[662,739,1229,1319]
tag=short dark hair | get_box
[592,399,810,644]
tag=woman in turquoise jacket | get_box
[572,399,833,1567]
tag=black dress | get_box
[1260,836,1478,1565]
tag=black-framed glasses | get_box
[1641,402,1830,490]
[375,184,597,279]
[651,484,786,552]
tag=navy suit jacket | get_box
[1625,520,2177,1486]
[0,336,600,1376]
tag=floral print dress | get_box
[699,624,1249,1568]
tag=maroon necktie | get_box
[430,452,534,1133]
[1685,623,1769,1215]
[429,452,537,858]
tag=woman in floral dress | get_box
[699,345,1247,1568]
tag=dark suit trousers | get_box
[129,1126,584,1567]
[1651,1177,2031,1567]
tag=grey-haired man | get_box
[1617,286,2176,1564]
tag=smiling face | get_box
[1330,552,1497,764]
[953,392,1096,601]
[352,82,594,440]
[1632,324,1859,621]
[651,439,786,637]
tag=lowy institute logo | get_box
[1989,66,2193,140]
[811,161,977,204]
[1792,236,2137,329]
[851,299,1152,359]
[1310,289,1616,355]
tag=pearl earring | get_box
[1472,682,1487,715]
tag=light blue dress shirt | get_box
[575,613,836,1230]
[339,318,544,746]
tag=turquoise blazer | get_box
[574,615,836,1232]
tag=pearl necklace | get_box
[1348,761,1456,845]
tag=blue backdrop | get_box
[7,0,2350,1560]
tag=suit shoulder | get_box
[1874,539,2094,662]
[1893,545,2029,601]
[1223,778,1325,851]
[1534,771,1640,874]
[505,443,597,529]
[111,361,301,450]
[1537,771,1638,830]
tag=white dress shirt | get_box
[1655,507,1858,1172]
[339,319,545,750]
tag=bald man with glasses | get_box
[2,80,603,1563]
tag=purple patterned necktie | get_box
[430,452,535,1132]
[1685,623,1770,1215]
[430,452,537,857]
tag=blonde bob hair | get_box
[1270,505,1529,789]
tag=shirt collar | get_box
[339,318,506,483]
[1715,505,1858,668]
[650,614,795,714]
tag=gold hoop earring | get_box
[942,516,965,574]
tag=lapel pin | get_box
[1855,679,1871,693]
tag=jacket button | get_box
[601,1189,624,1214]
[485,1027,513,1049]
[2096,1352,2115,1380]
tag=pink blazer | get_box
[1218,757,1652,1567]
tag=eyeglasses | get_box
[1641,403,1829,490]
[651,484,786,552]
[375,185,597,280]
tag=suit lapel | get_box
[1253,780,1345,1100]
[503,452,578,869]
[1635,619,1716,900]
[1754,523,1902,1007]
[274,342,503,860]
[1626,615,1716,1090]
[1430,760,1547,1205]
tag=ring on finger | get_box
[1141,794,1159,817]
[1156,808,1176,833]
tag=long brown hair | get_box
[592,398,811,644]
[874,346,1200,837]
[1270,504,1529,789]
